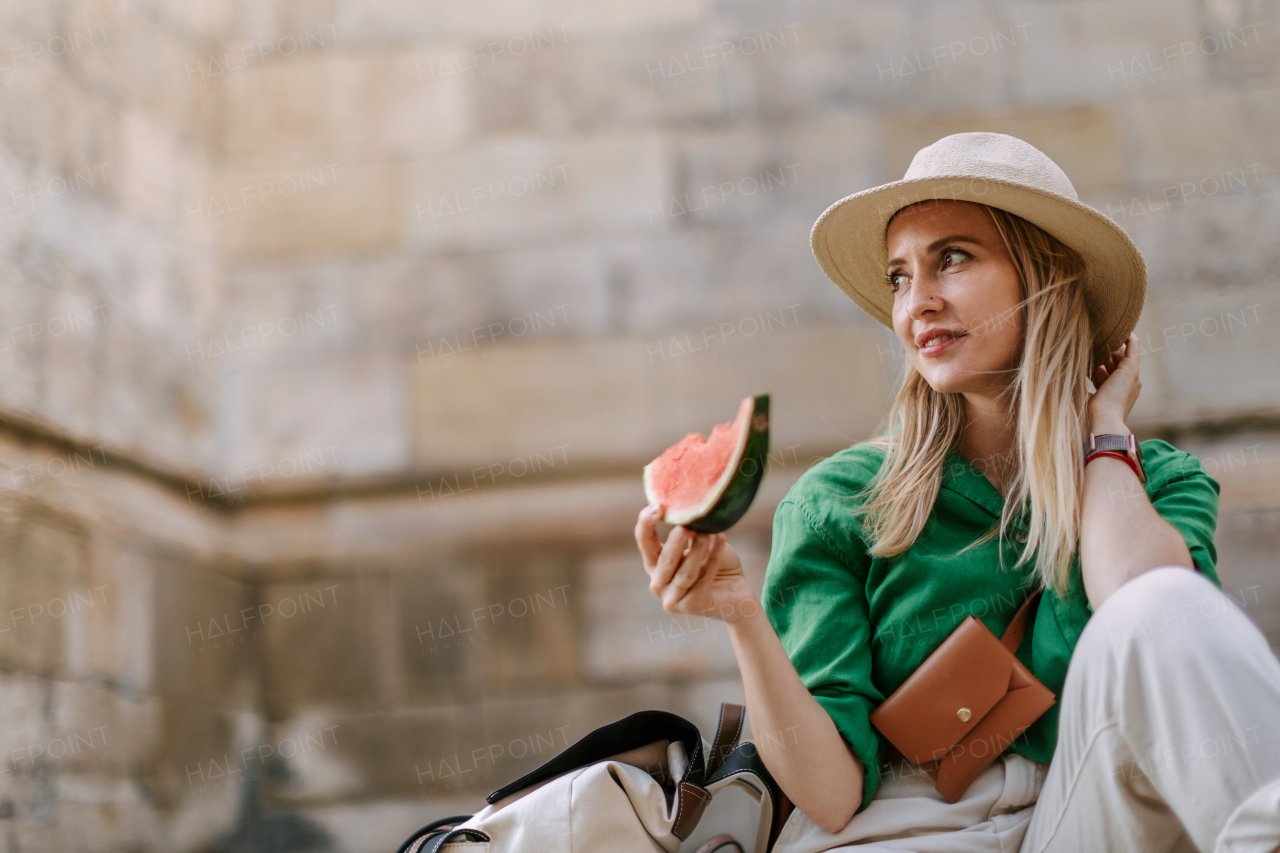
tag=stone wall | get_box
[0,0,1278,851]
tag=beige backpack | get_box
[395,703,791,853]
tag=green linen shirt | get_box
[761,439,1221,816]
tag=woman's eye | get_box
[885,272,904,292]
[942,248,969,267]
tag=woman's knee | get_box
[1079,566,1229,658]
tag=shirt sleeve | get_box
[1149,452,1222,588]
[761,497,885,817]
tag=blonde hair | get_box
[854,203,1093,598]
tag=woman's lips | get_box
[920,333,965,356]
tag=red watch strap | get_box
[1085,450,1142,481]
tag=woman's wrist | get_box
[1086,408,1130,437]
[724,594,767,632]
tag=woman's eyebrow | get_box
[887,235,984,268]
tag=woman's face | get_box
[885,199,1025,397]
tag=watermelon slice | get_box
[642,394,770,533]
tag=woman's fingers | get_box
[663,531,713,609]
[635,504,664,569]
[668,534,725,613]
[668,530,713,592]
[652,524,691,591]
[695,534,727,589]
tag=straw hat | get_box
[810,132,1145,368]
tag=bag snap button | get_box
[957,708,971,722]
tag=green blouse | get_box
[761,439,1222,816]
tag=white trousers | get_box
[772,567,1280,853]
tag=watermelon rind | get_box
[642,393,770,534]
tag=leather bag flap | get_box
[869,616,1017,765]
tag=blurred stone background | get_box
[0,0,1277,850]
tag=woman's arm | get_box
[1080,334,1194,611]
[727,602,865,833]
[635,509,864,833]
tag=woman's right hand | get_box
[634,504,759,623]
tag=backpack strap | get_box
[394,816,487,853]
[708,702,746,775]
[485,709,705,805]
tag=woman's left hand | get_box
[1087,332,1142,429]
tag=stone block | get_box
[883,105,1127,200]
[74,533,153,692]
[411,323,889,476]
[1129,286,1276,425]
[331,0,449,42]
[151,557,257,708]
[225,455,808,568]
[303,800,472,853]
[268,706,363,801]
[767,2,1017,117]
[35,282,107,442]
[701,220,875,327]
[97,312,221,475]
[270,704,485,801]
[1155,434,1280,648]
[0,498,89,679]
[259,574,386,714]
[219,353,408,485]
[395,562,487,697]
[18,798,163,853]
[220,253,495,364]
[581,548,737,681]
[451,0,702,39]
[64,0,203,132]
[0,257,55,416]
[338,0,702,43]
[673,118,876,229]
[124,0,234,43]
[469,28,737,137]
[1198,1,1278,81]
[396,552,577,701]
[1013,0,1202,104]
[457,242,609,340]
[580,529,772,683]
[153,696,256,813]
[0,671,50,777]
[1122,84,1280,184]
[0,431,221,563]
[473,681,682,789]
[1108,169,1278,273]
[117,110,196,227]
[196,265,350,376]
[405,132,669,252]
[213,160,401,263]
[1213,507,1280,651]
[0,3,60,44]
[1174,433,1280,514]
[220,52,470,159]
[50,680,160,776]
[594,230,718,335]
[12,63,122,206]
[0,45,116,186]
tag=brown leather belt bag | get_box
[868,589,1056,803]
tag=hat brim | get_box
[810,175,1146,368]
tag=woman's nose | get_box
[904,274,942,317]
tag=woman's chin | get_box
[917,367,981,396]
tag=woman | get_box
[634,133,1280,852]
